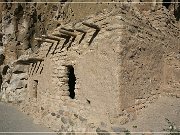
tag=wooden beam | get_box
[59,29,77,37]
[34,38,43,42]
[52,33,70,39]
[82,22,101,30]
[61,27,74,32]
[75,28,87,33]
[41,35,61,42]
[35,38,54,44]
[16,58,44,65]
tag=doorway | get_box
[66,65,76,99]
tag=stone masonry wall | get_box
[20,8,122,132]
[16,4,180,133]
[1,1,179,103]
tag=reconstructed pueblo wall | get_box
[0,0,180,134]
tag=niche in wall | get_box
[32,80,38,98]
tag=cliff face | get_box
[1,0,179,62]
[0,0,180,133]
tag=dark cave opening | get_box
[67,65,76,99]
[163,0,172,9]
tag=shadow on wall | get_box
[89,29,100,45]
[28,61,44,77]
[35,22,101,57]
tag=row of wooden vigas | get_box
[34,22,101,52]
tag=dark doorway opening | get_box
[32,80,38,98]
[163,0,171,9]
[67,65,76,99]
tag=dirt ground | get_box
[123,95,180,134]
[0,95,180,135]
[0,102,57,135]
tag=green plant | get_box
[124,129,131,135]
[164,118,180,135]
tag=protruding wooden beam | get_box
[61,27,74,32]
[53,33,70,39]
[34,38,43,42]
[41,35,61,42]
[35,38,54,44]
[16,58,44,65]
[82,22,101,30]
[75,28,87,34]
[59,29,77,37]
